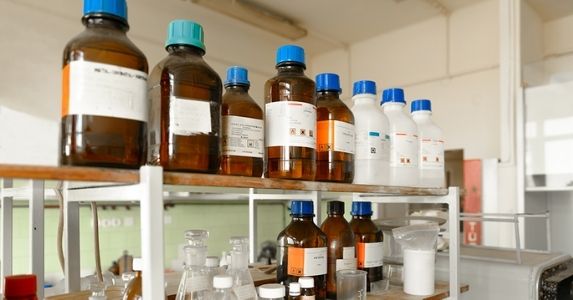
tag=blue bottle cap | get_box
[84,0,127,20]
[225,66,250,87]
[351,201,372,216]
[315,73,342,92]
[276,45,305,66]
[353,80,377,96]
[165,20,206,51]
[291,200,314,216]
[381,88,406,105]
[411,99,432,112]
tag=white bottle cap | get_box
[213,275,234,289]
[132,258,142,272]
[289,282,301,295]
[299,277,314,288]
[206,256,220,268]
[258,283,285,298]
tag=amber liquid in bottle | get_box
[277,214,327,299]
[220,85,263,176]
[265,63,316,180]
[61,15,148,168]
[148,45,222,173]
[350,214,384,292]
[320,201,355,299]
[122,270,142,300]
[316,91,355,182]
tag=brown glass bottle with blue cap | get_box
[61,0,148,168]
[315,73,355,183]
[277,200,327,299]
[148,20,222,173]
[349,201,384,292]
[220,66,264,177]
[264,45,316,180]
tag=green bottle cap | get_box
[165,19,206,51]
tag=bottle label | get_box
[355,130,390,160]
[287,247,327,276]
[185,275,209,293]
[343,246,355,259]
[265,101,317,149]
[170,97,212,136]
[390,132,418,168]
[420,138,445,170]
[336,246,357,271]
[317,120,355,154]
[301,296,316,300]
[222,116,264,158]
[62,61,148,121]
[233,284,257,300]
[356,242,383,268]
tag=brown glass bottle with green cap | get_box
[315,73,355,183]
[60,0,148,168]
[264,45,316,180]
[148,20,222,173]
[320,201,356,299]
[220,66,264,177]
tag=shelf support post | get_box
[1,179,13,291]
[311,191,322,225]
[448,186,460,299]
[248,188,257,263]
[63,182,81,292]
[29,180,44,299]
[140,165,165,299]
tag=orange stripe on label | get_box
[61,64,70,117]
[317,120,334,152]
[356,242,365,268]
[288,247,305,276]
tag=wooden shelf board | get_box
[0,164,448,196]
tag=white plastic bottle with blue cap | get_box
[411,100,444,187]
[350,80,390,185]
[381,88,419,187]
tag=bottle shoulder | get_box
[63,28,148,72]
[222,90,263,118]
[278,221,327,245]
[317,97,354,123]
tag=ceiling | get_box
[244,0,484,45]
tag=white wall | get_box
[0,0,334,165]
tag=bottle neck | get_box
[292,215,314,222]
[411,110,432,121]
[230,248,249,270]
[225,84,250,92]
[327,212,344,218]
[276,63,306,74]
[352,215,372,220]
[167,44,205,56]
[352,94,377,105]
[317,90,340,98]
[83,15,128,32]
[382,102,405,112]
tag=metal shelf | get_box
[0,164,461,299]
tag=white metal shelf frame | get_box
[0,166,462,299]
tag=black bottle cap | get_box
[328,201,345,215]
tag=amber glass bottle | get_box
[220,66,264,177]
[299,277,316,300]
[148,20,222,173]
[349,201,384,292]
[315,73,355,182]
[320,201,356,299]
[60,0,148,168]
[264,45,316,180]
[277,201,327,299]
[123,258,142,300]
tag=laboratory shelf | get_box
[0,164,462,299]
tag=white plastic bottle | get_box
[411,99,445,187]
[212,275,238,300]
[381,88,419,187]
[258,283,285,300]
[350,80,390,185]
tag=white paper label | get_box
[390,132,418,168]
[336,258,358,272]
[358,242,384,268]
[265,101,317,149]
[343,246,355,259]
[170,97,212,135]
[355,130,390,160]
[65,60,148,121]
[317,120,355,154]
[420,138,445,170]
[222,116,264,158]
[233,284,257,300]
[185,275,209,293]
[301,295,316,300]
